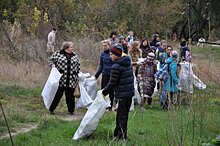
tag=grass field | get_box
[0,45,220,146]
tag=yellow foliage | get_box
[3,9,8,18]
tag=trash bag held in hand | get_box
[73,90,110,140]
[41,67,62,109]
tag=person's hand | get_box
[101,90,106,99]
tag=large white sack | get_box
[76,72,93,109]
[179,62,194,93]
[83,77,97,100]
[133,77,141,104]
[41,67,62,109]
[73,90,110,140]
[193,74,206,89]
[76,82,93,108]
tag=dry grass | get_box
[193,53,220,84]
[0,57,98,89]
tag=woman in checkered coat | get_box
[48,41,80,115]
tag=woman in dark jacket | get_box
[95,40,114,110]
[140,37,152,58]
[102,44,134,141]
[48,41,80,115]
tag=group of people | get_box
[46,29,192,141]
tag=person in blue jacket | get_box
[160,50,179,109]
[95,40,114,110]
[102,43,134,141]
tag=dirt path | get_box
[0,113,84,140]
[0,124,38,140]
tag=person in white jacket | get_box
[47,28,57,55]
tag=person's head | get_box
[128,31,134,36]
[156,35,160,41]
[110,31,117,39]
[167,45,173,55]
[52,27,57,33]
[180,39,187,47]
[161,42,167,51]
[147,52,155,63]
[131,41,140,49]
[62,41,74,53]
[101,40,110,51]
[110,43,123,61]
[141,37,149,47]
[171,50,178,62]
[117,34,124,43]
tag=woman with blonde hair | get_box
[48,41,80,115]
[128,41,142,76]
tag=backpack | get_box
[155,63,170,81]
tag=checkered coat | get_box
[48,50,80,88]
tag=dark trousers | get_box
[49,86,75,113]
[101,75,114,108]
[114,96,132,139]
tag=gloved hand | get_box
[101,90,106,99]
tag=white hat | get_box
[171,50,178,58]
[147,52,155,60]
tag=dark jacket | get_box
[122,44,128,54]
[102,55,134,99]
[140,45,152,58]
[95,49,114,78]
[180,46,190,61]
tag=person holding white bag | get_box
[48,41,80,115]
[102,44,134,141]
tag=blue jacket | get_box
[95,49,113,78]
[163,57,179,93]
[102,55,134,99]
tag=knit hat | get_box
[171,50,178,59]
[147,52,155,60]
[110,43,123,57]
[117,34,124,40]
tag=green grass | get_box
[192,45,220,62]
[0,56,220,146]
[0,85,220,146]
[0,103,219,146]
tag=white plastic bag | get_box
[76,82,93,108]
[179,62,194,93]
[73,90,110,140]
[83,77,97,100]
[193,74,206,89]
[41,67,62,109]
[133,77,141,104]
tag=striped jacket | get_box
[48,49,80,88]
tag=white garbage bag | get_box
[179,62,194,93]
[193,74,206,89]
[76,72,93,109]
[73,90,110,140]
[76,82,93,109]
[133,77,141,104]
[83,77,97,100]
[41,67,62,109]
